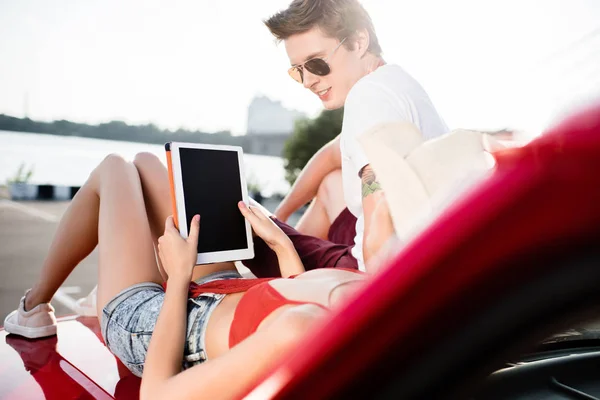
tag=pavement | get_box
[0,196,301,321]
[0,200,98,319]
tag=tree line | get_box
[283,108,343,184]
[0,114,242,148]
[1,111,345,187]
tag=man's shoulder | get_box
[345,64,414,106]
[365,63,410,81]
[358,64,412,88]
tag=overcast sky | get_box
[1,0,599,137]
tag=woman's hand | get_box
[238,201,292,253]
[157,215,199,283]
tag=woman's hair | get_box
[264,0,383,56]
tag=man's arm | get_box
[360,164,396,272]
[275,135,341,222]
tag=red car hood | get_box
[0,316,140,399]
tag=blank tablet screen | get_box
[179,147,248,253]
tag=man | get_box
[246,0,448,276]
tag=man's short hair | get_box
[264,0,382,56]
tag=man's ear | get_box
[353,29,370,58]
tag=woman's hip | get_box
[100,283,225,377]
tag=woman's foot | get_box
[3,289,57,339]
[74,285,97,317]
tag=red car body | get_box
[1,316,140,399]
[2,103,600,399]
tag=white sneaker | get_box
[3,289,57,339]
[74,285,97,317]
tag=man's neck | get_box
[363,53,386,76]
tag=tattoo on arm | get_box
[360,165,382,198]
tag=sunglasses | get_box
[288,37,347,84]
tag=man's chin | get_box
[322,99,343,110]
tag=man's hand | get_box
[157,215,199,283]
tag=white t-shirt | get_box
[340,64,449,271]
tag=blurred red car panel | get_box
[243,103,600,399]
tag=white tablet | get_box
[166,142,254,264]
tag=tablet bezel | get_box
[170,142,254,264]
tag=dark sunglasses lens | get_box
[288,67,303,83]
[305,59,330,76]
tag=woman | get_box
[4,153,376,400]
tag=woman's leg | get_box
[131,153,172,250]
[25,154,163,314]
[132,152,237,281]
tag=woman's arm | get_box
[275,135,342,222]
[141,215,199,398]
[273,242,305,278]
[140,304,319,400]
[140,277,189,392]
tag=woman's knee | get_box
[133,152,161,172]
[101,153,130,171]
[91,154,137,186]
[89,154,126,180]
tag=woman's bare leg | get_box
[132,152,237,282]
[25,154,163,314]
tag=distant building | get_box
[241,133,290,158]
[247,95,307,135]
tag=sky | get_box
[0,0,599,137]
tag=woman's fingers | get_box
[187,214,200,245]
[249,205,268,220]
[238,201,261,225]
[165,215,176,232]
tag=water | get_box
[0,130,290,197]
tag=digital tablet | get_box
[166,142,254,264]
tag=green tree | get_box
[283,108,343,185]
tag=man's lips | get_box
[315,87,331,99]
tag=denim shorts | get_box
[100,270,241,377]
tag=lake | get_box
[0,131,290,197]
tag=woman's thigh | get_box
[95,155,163,311]
[133,152,171,241]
